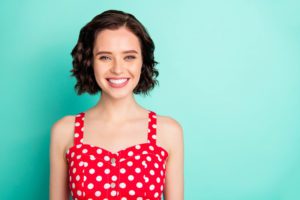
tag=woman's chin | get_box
[101,89,133,100]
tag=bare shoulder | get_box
[156,114,184,154]
[50,114,76,154]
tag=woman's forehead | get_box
[94,27,141,53]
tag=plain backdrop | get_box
[0,0,299,199]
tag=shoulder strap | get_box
[74,112,84,145]
[147,110,157,145]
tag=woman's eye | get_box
[99,56,110,61]
[125,56,136,60]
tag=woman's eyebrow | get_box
[95,50,138,56]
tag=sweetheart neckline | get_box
[65,142,169,157]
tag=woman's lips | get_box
[106,78,130,88]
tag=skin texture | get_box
[49,26,184,200]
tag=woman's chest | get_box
[66,143,168,199]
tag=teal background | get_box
[0,0,299,199]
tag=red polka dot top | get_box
[65,110,169,200]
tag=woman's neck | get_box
[90,93,145,122]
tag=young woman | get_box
[49,9,184,200]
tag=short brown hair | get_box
[70,10,159,96]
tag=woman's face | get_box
[92,27,143,99]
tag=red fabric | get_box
[66,110,168,200]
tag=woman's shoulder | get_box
[156,114,183,132]
[156,113,184,154]
[50,114,77,154]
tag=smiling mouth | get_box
[106,78,130,88]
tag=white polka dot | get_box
[129,190,135,195]
[143,175,149,182]
[72,183,75,188]
[160,170,164,176]
[96,175,102,182]
[76,144,82,148]
[77,190,82,196]
[71,152,75,158]
[111,190,117,196]
[136,182,143,188]
[142,150,148,154]
[82,149,88,153]
[75,122,80,126]
[148,129,151,133]
[111,175,117,181]
[84,162,88,167]
[154,163,159,168]
[79,161,83,167]
[161,151,165,156]
[128,151,133,156]
[84,176,87,181]
[149,145,154,151]
[104,169,110,174]
[88,183,94,189]
[120,168,126,173]
[135,155,140,160]
[135,144,141,149]
[152,134,157,139]
[127,161,133,166]
[150,170,155,175]
[97,162,103,167]
[137,197,143,200]
[104,156,110,161]
[95,191,101,197]
[104,183,110,189]
[71,161,74,166]
[72,168,76,173]
[89,168,95,174]
[153,114,157,118]
[135,168,141,173]
[154,192,159,197]
[120,182,126,188]
[121,197,127,200]
[76,175,80,181]
[128,175,134,181]
[152,124,157,128]
[146,156,152,161]
[90,155,95,160]
[97,149,102,154]
[74,133,79,138]
[156,177,161,183]
[142,160,147,168]
[150,184,155,190]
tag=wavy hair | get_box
[70,9,159,96]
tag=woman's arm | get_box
[158,116,184,200]
[49,116,73,200]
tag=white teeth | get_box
[108,78,128,84]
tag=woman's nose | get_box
[110,59,124,74]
